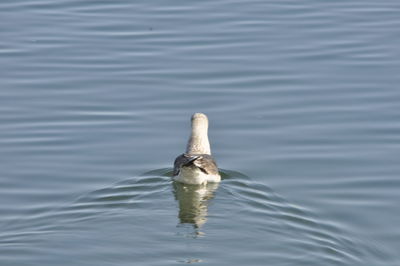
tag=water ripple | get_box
[0,169,388,265]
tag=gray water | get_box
[1,0,400,265]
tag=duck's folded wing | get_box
[173,154,201,176]
[173,154,219,176]
[192,154,219,175]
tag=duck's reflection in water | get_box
[172,182,219,230]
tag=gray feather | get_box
[173,153,219,176]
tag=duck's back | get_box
[173,154,220,184]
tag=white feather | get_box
[173,167,220,185]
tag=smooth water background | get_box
[1,0,400,265]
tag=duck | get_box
[173,113,221,185]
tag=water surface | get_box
[1,0,400,265]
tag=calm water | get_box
[1,0,400,265]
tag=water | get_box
[1,0,399,265]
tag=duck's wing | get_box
[173,154,219,176]
[173,154,200,176]
[193,154,219,175]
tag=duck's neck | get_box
[186,119,211,155]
